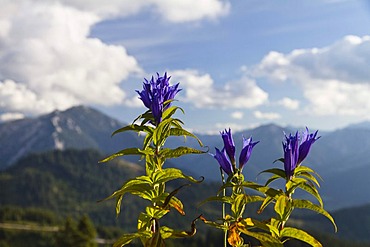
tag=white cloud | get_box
[59,0,230,22]
[0,0,231,117]
[203,122,250,135]
[277,97,300,110]
[0,1,141,115]
[253,110,281,120]
[170,69,268,109]
[254,35,370,117]
[0,112,25,122]
[231,111,244,119]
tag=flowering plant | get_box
[100,72,336,247]
[201,127,336,247]
[100,73,205,246]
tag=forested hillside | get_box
[1,149,369,246]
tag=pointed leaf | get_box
[112,124,153,137]
[292,199,337,232]
[162,105,184,121]
[259,168,286,179]
[160,147,205,159]
[280,227,322,247]
[113,232,151,247]
[265,174,282,186]
[153,119,173,147]
[169,128,204,146]
[152,168,202,185]
[99,148,151,163]
[295,165,323,181]
[297,171,321,187]
[199,196,233,207]
[298,182,323,207]
[238,227,283,247]
[274,195,292,221]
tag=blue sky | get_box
[1,0,370,133]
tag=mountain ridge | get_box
[1,105,370,210]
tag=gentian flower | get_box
[283,128,320,180]
[298,127,320,164]
[136,72,181,125]
[221,128,236,165]
[213,147,233,175]
[213,129,259,175]
[283,132,300,180]
[239,136,259,170]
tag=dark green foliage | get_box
[55,216,97,247]
[1,149,369,246]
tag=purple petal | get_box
[221,128,236,165]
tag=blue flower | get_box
[239,136,259,170]
[136,72,181,125]
[213,129,259,175]
[283,128,320,179]
[213,147,233,175]
[283,132,300,180]
[221,128,236,165]
[298,127,320,164]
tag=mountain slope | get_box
[0,106,141,169]
[1,106,370,210]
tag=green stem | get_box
[220,167,227,247]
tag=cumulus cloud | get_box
[254,35,370,117]
[0,1,142,116]
[277,97,300,110]
[0,0,230,119]
[231,111,244,119]
[170,69,268,109]
[253,110,281,120]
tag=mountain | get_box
[0,106,142,170]
[1,105,370,210]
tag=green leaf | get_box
[142,132,154,150]
[167,196,185,215]
[295,165,323,181]
[280,227,322,247]
[298,182,323,207]
[162,106,184,121]
[259,168,286,179]
[297,171,321,187]
[265,174,282,186]
[238,227,283,247]
[160,215,201,239]
[274,195,291,221]
[111,124,153,137]
[98,176,154,214]
[153,119,173,147]
[152,168,202,185]
[160,147,205,159]
[231,194,246,218]
[258,196,275,214]
[113,232,151,247]
[292,199,337,232]
[199,195,233,206]
[286,177,306,194]
[241,218,279,237]
[145,206,169,219]
[169,128,204,147]
[199,215,228,230]
[145,225,165,247]
[99,148,151,163]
